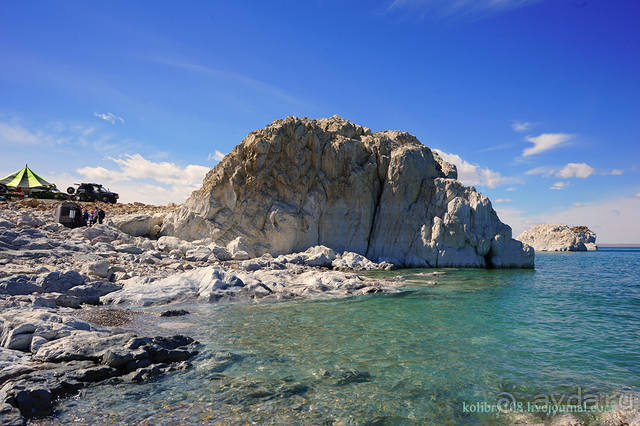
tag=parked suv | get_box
[67,183,119,204]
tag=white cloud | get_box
[76,154,210,204]
[94,112,125,125]
[207,150,226,162]
[550,181,568,190]
[555,162,595,179]
[635,193,640,198]
[609,169,624,175]
[526,163,595,179]
[433,149,521,188]
[512,121,535,132]
[494,198,512,203]
[522,133,573,157]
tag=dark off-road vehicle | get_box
[67,183,119,204]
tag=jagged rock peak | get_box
[161,116,533,268]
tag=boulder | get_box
[0,219,15,229]
[0,309,92,353]
[16,215,45,228]
[156,236,194,255]
[0,275,40,296]
[226,237,251,260]
[160,116,533,268]
[101,266,247,306]
[207,243,232,261]
[114,244,143,255]
[35,271,84,293]
[516,224,597,252]
[81,261,111,279]
[184,247,212,262]
[108,214,163,237]
[331,252,392,271]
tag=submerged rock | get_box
[516,224,597,252]
[159,309,190,317]
[161,115,533,268]
[0,328,199,422]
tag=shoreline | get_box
[0,200,404,423]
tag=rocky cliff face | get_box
[161,116,534,268]
[516,224,597,252]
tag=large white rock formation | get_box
[516,224,597,252]
[161,116,534,268]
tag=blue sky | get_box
[1,0,639,242]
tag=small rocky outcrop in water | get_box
[516,224,597,252]
[161,116,533,268]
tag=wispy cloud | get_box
[207,150,226,162]
[635,193,640,198]
[549,181,569,190]
[478,142,515,152]
[94,112,125,125]
[386,0,541,19]
[151,57,300,105]
[0,120,94,146]
[525,166,556,177]
[522,133,573,157]
[511,121,536,132]
[0,122,42,145]
[494,198,512,203]
[434,149,521,188]
[607,169,624,175]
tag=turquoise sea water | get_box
[53,248,640,424]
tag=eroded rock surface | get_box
[0,306,200,424]
[516,224,597,252]
[161,116,533,268]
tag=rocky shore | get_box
[0,200,401,424]
[0,116,542,423]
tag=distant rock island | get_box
[161,115,533,268]
[516,224,597,252]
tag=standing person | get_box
[89,209,95,227]
[97,208,105,224]
[82,210,89,227]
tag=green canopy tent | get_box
[0,165,56,191]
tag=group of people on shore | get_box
[83,207,105,227]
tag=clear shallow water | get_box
[52,249,640,424]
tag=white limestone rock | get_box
[516,224,597,252]
[81,260,111,279]
[158,116,533,268]
[101,266,249,306]
[16,215,45,228]
[156,236,194,255]
[107,213,164,237]
[332,252,393,271]
[0,309,92,353]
